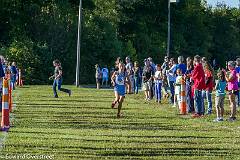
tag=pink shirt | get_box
[228,69,238,91]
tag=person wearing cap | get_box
[225,61,238,122]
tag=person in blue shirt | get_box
[177,56,187,74]
[167,58,177,105]
[214,70,227,122]
[10,62,18,90]
[0,56,5,111]
[101,66,109,87]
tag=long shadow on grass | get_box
[97,147,236,157]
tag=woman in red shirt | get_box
[202,62,214,115]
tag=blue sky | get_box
[207,0,239,8]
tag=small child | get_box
[154,64,163,103]
[174,69,183,108]
[111,62,128,118]
[214,70,227,122]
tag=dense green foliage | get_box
[0,0,239,84]
[1,86,240,159]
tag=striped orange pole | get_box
[180,76,187,115]
[8,78,12,112]
[1,78,10,131]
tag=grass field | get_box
[0,85,240,160]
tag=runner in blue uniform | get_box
[111,62,128,118]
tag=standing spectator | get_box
[167,58,177,105]
[214,70,227,122]
[202,62,214,115]
[125,57,134,94]
[192,55,205,117]
[102,66,109,87]
[115,57,122,71]
[235,58,240,107]
[185,57,194,113]
[95,64,102,89]
[133,61,140,94]
[161,56,169,75]
[225,61,238,122]
[10,62,18,90]
[0,56,5,111]
[148,57,156,98]
[175,69,183,108]
[142,59,154,101]
[177,56,187,74]
[110,68,115,87]
[154,64,163,103]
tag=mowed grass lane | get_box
[1,85,240,159]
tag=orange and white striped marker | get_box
[8,79,13,112]
[1,78,10,131]
[180,76,187,115]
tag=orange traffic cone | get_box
[1,78,10,131]
[180,76,187,115]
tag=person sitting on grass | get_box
[49,60,71,98]
[111,62,129,118]
[225,61,238,122]
[214,70,227,122]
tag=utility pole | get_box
[167,0,179,57]
[167,0,171,57]
[76,0,82,87]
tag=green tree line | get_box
[0,0,239,84]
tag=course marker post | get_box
[1,78,10,131]
[180,76,187,115]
